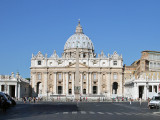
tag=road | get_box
[0,101,160,120]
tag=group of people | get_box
[22,97,42,103]
[112,97,128,102]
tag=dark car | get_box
[5,94,16,106]
[0,92,11,108]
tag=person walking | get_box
[129,98,132,105]
[23,97,26,103]
[140,98,142,106]
[33,97,36,103]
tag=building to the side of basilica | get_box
[0,72,30,98]
[30,21,123,100]
[124,50,160,100]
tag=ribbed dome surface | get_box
[64,21,94,50]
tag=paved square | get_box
[0,102,160,120]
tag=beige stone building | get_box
[124,50,160,100]
[30,21,123,100]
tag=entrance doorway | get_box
[112,82,118,94]
[37,82,42,95]
[10,85,15,97]
[93,86,97,94]
[58,86,62,94]
[139,86,144,98]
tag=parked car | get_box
[149,93,160,109]
[0,92,12,107]
[5,94,16,106]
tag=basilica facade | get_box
[30,21,123,100]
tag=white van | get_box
[149,93,160,109]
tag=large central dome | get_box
[64,21,94,50]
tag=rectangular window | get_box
[69,74,71,80]
[83,74,86,79]
[58,73,62,80]
[69,89,72,94]
[38,73,41,80]
[113,73,117,80]
[93,73,96,80]
[113,61,117,66]
[38,61,41,65]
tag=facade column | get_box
[63,72,65,94]
[7,85,10,95]
[54,72,57,94]
[144,84,147,100]
[18,83,20,99]
[134,83,138,99]
[107,72,111,98]
[0,84,1,91]
[152,85,154,92]
[15,85,17,98]
[72,72,75,95]
[98,72,101,95]
[43,72,48,96]
[89,72,92,94]
[66,73,68,95]
[86,72,89,94]
[80,73,83,94]
[119,73,123,96]
[31,72,36,96]
[157,85,159,93]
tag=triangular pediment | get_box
[66,62,88,68]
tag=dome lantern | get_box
[75,19,83,34]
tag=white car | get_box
[149,93,160,109]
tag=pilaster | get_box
[54,72,57,94]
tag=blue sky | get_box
[0,0,160,78]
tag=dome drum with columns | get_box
[30,21,124,100]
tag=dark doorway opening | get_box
[37,82,42,95]
[93,86,97,94]
[58,86,62,94]
[83,89,86,94]
[112,82,118,94]
[139,86,144,98]
[10,85,15,97]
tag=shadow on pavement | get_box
[0,103,79,120]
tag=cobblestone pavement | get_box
[0,102,160,120]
